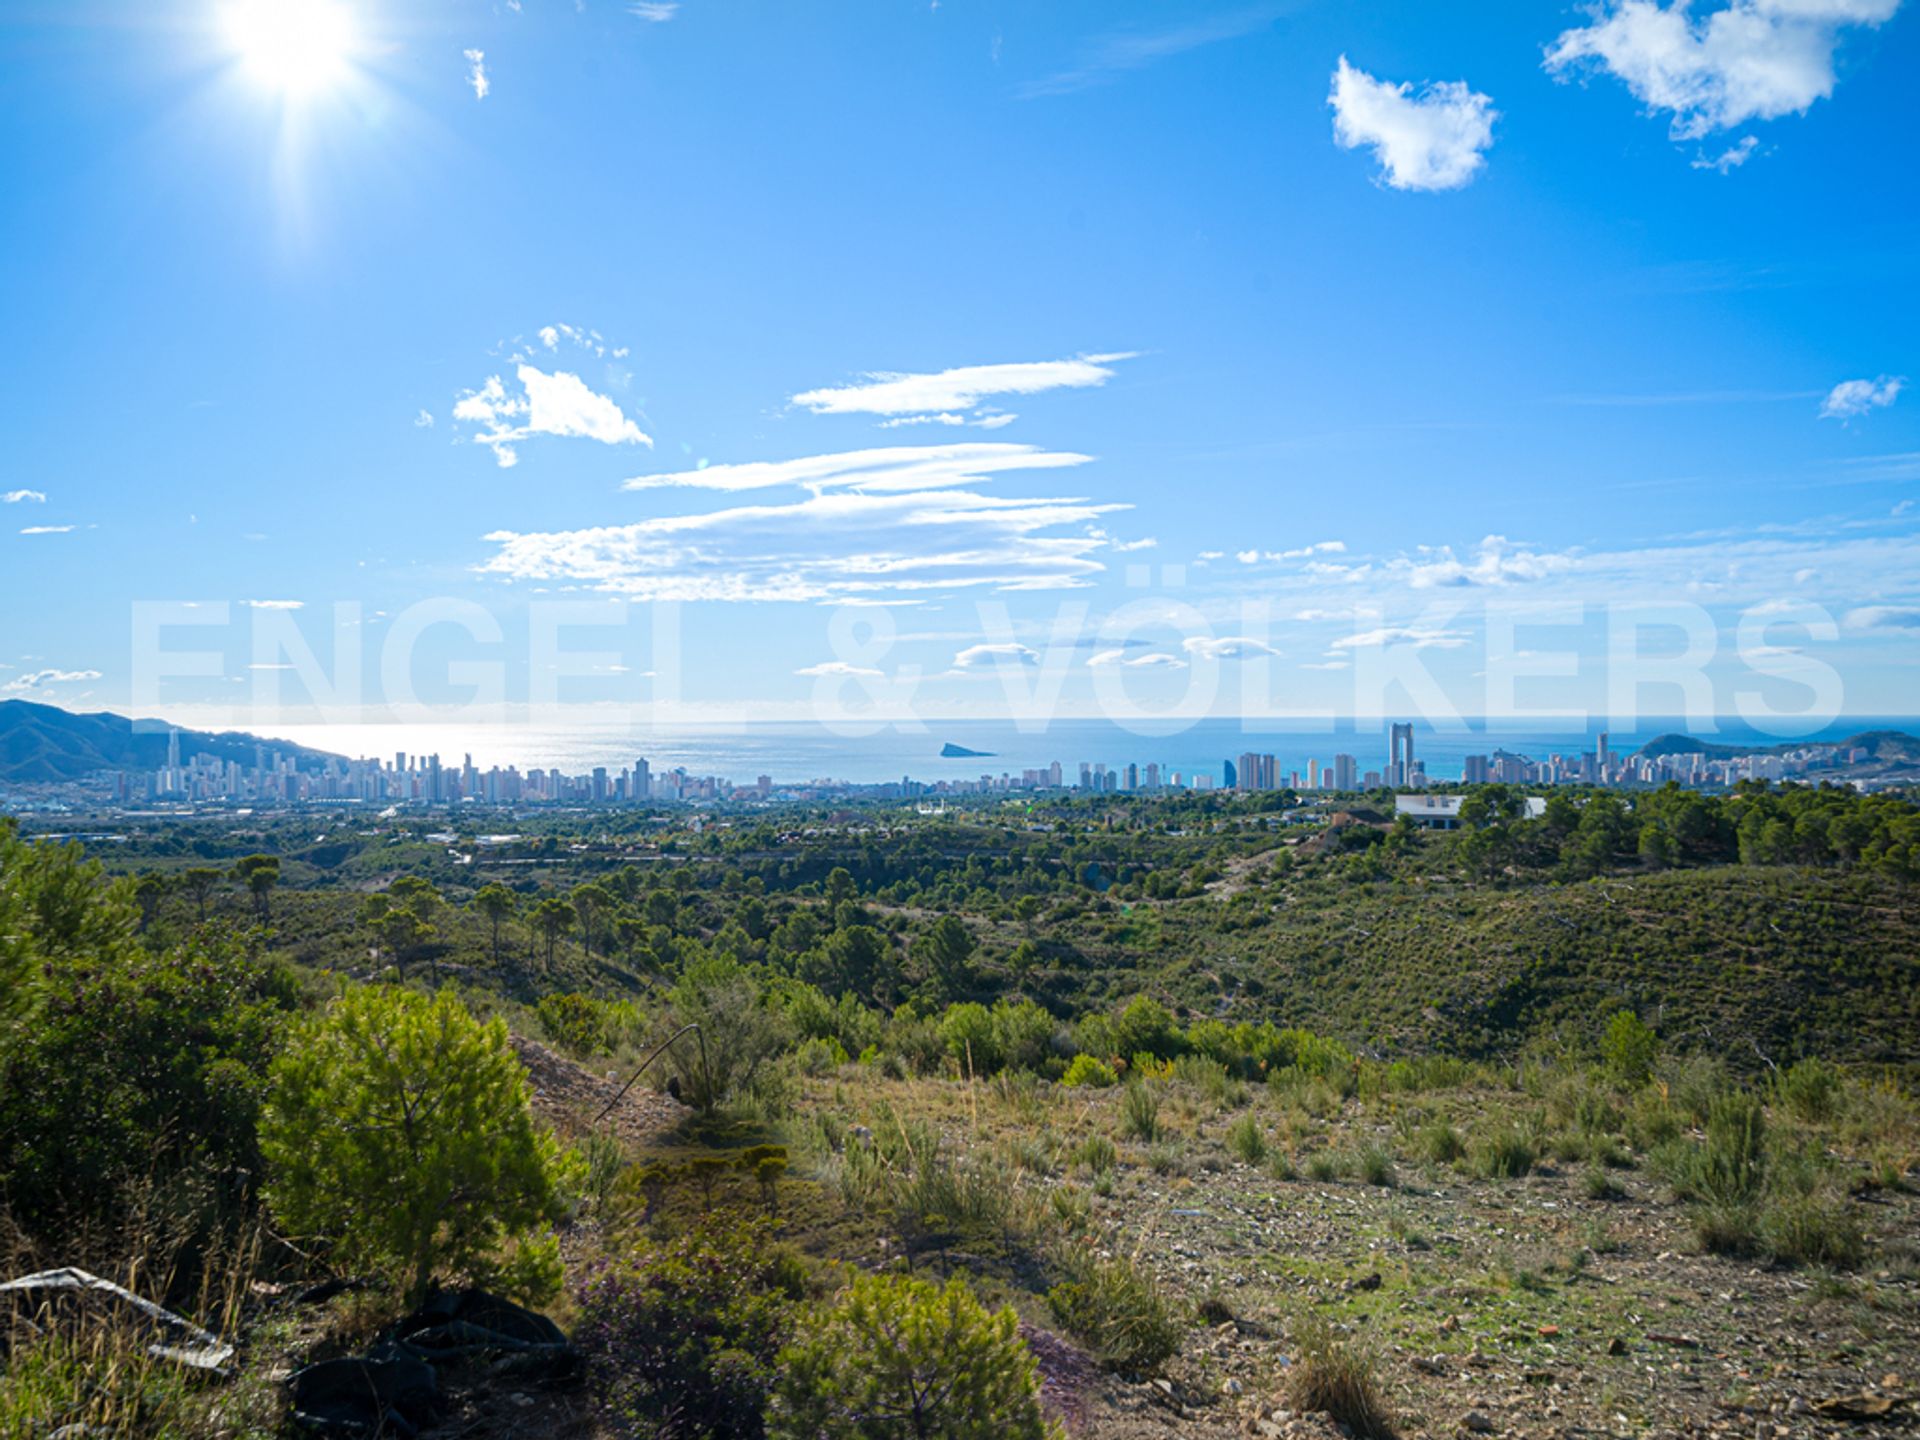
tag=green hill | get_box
[0,699,339,785]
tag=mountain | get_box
[939,742,994,758]
[1634,729,1920,763]
[0,699,340,786]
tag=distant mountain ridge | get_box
[0,699,340,786]
[1634,729,1920,763]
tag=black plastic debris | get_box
[0,1267,235,1374]
[290,1351,442,1438]
[287,1288,577,1435]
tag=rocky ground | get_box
[777,1071,1919,1440]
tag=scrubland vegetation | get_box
[2,779,1917,1437]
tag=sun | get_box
[223,0,356,98]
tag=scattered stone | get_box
[1463,1410,1496,1432]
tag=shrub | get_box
[0,925,296,1237]
[1046,1253,1182,1374]
[1062,1054,1118,1088]
[261,985,574,1304]
[1474,1126,1536,1180]
[939,1002,1002,1077]
[1599,1011,1657,1088]
[1286,1312,1393,1439]
[1759,1188,1866,1269]
[576,1215,800,1440]
[671,953,795,1111]
[1120,1083,1160,1142]
[772,1272,1056,1440]
[1774,1059,1842,1124]
[1418,1122,1465,1166]
[1226,1114,1268,1164]
[1354,1141,1395,1188]
[537,991,637,1059]
[1074,1135,1117,1176]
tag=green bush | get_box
[1774,1059,1841,1123]
[1418,1122,1465,1166]
[773,1271,1056,1440]
[1061,1054,1118,1088]
[261,985,574,1304]
[1474,1125,1536,1180]
[0,924,296,1237]
[1758,1188,1865,1269]
[1120,1082,1160,1141]
[1599,1010,1657,1088]
[1073,1135,1117,1176]
[576,1215,801,1440]
[1225,1114,1268,1164]
[537,991,638,1059]
[1046,1252,1182,1375]
[1354,1141,1395,1188]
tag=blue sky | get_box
[2,0,1916,736]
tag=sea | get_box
[255,715,1920,788]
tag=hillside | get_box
[1635,728,1920,763]
[0,699,339,785]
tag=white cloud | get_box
[484,443,1126,603]
[1396,535,1579,588]
[2,489,45,504]
[454,363,651,468]
[1329,56,1496,191]
[954,643,1040,669]
[2,667,101,693]
[793,354,1133,418]
[1692,135,1761,170]
[464,48,489,100]
[413,409,435,429]
[1329,625,1471,650]
[1820,375,1904,419]
[796,660,883,677]
[1544,0,1900,142]
[18,525,73,535]
[621,442,1091,495]
[1183,635,1280,660]
[245,599,304,610]
[1300,659,1352,671]
[629,1,679,18]
[1843,604,1920,631]
[1019,8,1278,99]
[1088,649,1186,669]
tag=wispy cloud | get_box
[464,48,489,101]
[1843,605,1920,632]
[796,660,883,677]
[1019,6,1281,99]
[245,599,305,610]
[2,667,101,693]
[621,442,1092,494]
[483,442,1128,603]
[793,354,1133,421]
[955,643,1040,669]
[629,1,679,19]
[1329,625,1472,650]
[1820,374,1904,420]
[18,525,74,535]
[1545,0,1901,143]
[1329,56,1497,191]
[2,489,45,504]
[1183,635,1280,660]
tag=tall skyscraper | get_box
[1389,723,1415,786]
[1333,753,1357,790]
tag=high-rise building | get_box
[1464,754,1492,784]
[1389,722,1415,786]
[1222,758,1237,789]
[1333,753,1357,790]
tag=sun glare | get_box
[223,0,355,98]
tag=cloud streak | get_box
[792,354,1133,420]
